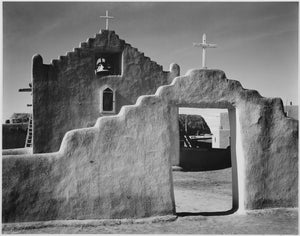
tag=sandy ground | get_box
[3,168,298,234]
[173,168,232,213]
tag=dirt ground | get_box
[173,168,232,213]
[3,168,298,234]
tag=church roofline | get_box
[47,30,165,72]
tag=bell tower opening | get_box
[95,52,122,76]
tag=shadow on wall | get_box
[2,124,27,149]
[179,147,231,171]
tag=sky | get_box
[2,2,298,122]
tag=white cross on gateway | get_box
[193,34,217,69]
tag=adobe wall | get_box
[180,147,231,171]
[220,112,230,129]
[2,148,32,155]
[2,124,27,149]
[218,130,230,148]
[3,69,298,223]
[219,113,230,148]
[284,105,298,120]
[3,98,177,223]
[33,30,179,153]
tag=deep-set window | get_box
[100,86,116,114]
[103,88,114,111]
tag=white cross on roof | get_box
[100,10,114,30]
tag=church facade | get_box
[33,30,180,153]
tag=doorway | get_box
[172,107,238,215]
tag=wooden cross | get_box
[18,83,32,93]
[100,10,114,30]
[193,34,217,69]
[18,83,32,107]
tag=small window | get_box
[103,88,113,111]
[100,86,116,114]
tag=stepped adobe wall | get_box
[3,69,298,223]
[33,30,179,153]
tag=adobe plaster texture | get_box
[3,69,298,223]
[212,112,230,148]
[2,148,32,156]
[33,30,179,154]
[284,105,298,120]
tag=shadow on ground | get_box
[177,207,237,217]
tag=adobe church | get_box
[33,29,180,153]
